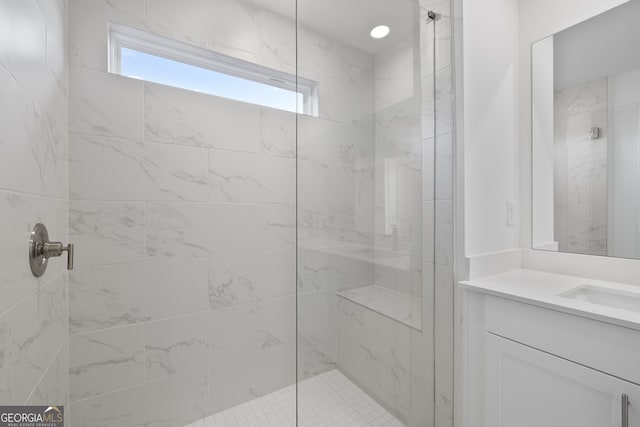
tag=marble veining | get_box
[69,326,145,402]
[554,78,608,255]
[338,285,422,330]
[70,134,209,202]
[69,201,146,266]
[0,0,68,408]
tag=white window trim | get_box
[108,23,318,116]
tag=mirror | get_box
[532,0,640,258]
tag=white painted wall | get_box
[463,0,519,257]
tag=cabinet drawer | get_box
[484,295,640,385]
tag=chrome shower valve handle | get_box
[29,223,74,277]
[42,241,74,270]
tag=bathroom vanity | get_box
[461,269,640,427]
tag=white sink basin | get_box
[560,285,640,314]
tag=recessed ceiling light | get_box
[370,25,390,39]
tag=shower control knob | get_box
[29,223,75,277]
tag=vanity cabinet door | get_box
[485,333,640,427]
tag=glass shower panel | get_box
[65,0,297,425]
[296,1,436,425]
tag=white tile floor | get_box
[184,370,404,427]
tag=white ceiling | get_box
[553,0,640,89]
[249,0,422,54]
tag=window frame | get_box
[108,23,318,116]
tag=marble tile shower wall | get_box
[335,26,424,424]
[335,1,455,425]
[422,1,455,426]
[0,0,69,409]
[373,31,422,297]
[66,0,374,425]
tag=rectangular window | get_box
[108,24,317,115]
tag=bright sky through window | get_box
[120,48,303,113]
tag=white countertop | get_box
[460,269,640,331]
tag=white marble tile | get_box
[0,66,67,198]
[376,99,422,159]
[299,160,356,205]
[298,248,373,293]
[0,1,47,99]
[209,251,295,309]
[0,310,11,403]
[297,291,338,364]
[422,72,436,140]
[420,8,435,79]
[145,312,210,381]
[26,339,68,406]
[259,107,296,158]
[70,370,208,427]
[422,201,435,264]
[208,298,296,413]
[435,132,453,201]
[38,0,67,79]
[435,66,453,136]
[145,202,211,259]
[434,264,454,427]
[316,72,375,124]
[146,203,295,259]
[411,295,435,382]
[146,0,261,58]
[4,272,67,404]
[297,26,373,84]
[210,204,296,255]
[70,66,144,139]
[0,191,67,315]
[421,262,436,330]
[69,258,209,334]
[423,138,435,201]
[209,342,295,414]
[435,200,453,266]
[36,0,68,130]
[297,334,336,381]
[555,78,607,116]
[434,1,452,72]
[297,204,344,246]
[70,134,209,202]
[68,0,146,70]
[408,377,435,427]
[209,150,295,203]
[374,261,421,297]
[69,326,145,402]
[259,7,296,70]
[144,80,261,152]
[337,297,412,423]
[375,34,417,111]
[298,115,374,165]
[0,0,68,409]
[434,334,454,426]
[337,285,421,330]
[69,201,146,267]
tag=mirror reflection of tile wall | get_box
[553,79,608,256]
